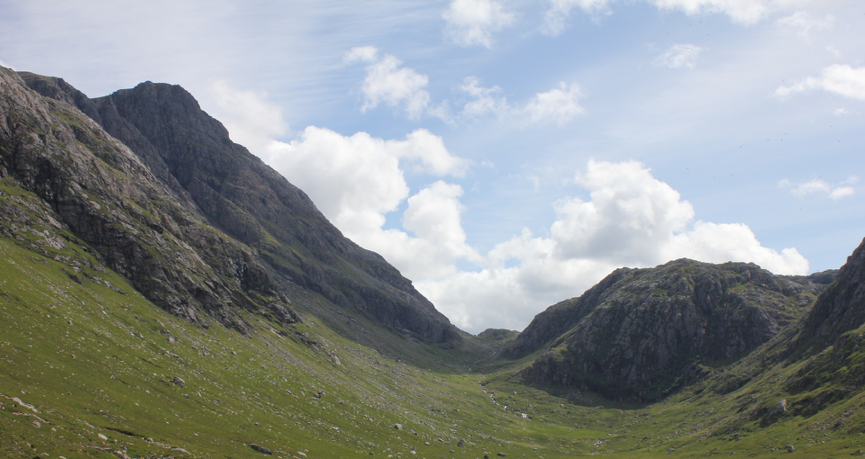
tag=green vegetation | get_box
[3,226,865,458]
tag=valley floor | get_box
[2,238,865,458]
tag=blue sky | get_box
[1,0,863,332]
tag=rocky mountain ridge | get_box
[511,259,834,402]
[3,67,459,351]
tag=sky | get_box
[1,0,863,333]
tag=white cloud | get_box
[543,0,612,35]
[653,43,703,69]
[206,80,288,154]
[543,0,821,34]
[458,76,511,119]
[421,160,809,332]
[777,64,865,100]
[829,186,854,199]
[526,82,585,125]
[443,0,514,48]
[385,129,471,176]
[649,0,783,24]
[776,11,834,37]
[360,54,431,119]
[260,127,477,281]
[780,176,857,200]
[344,49,436,119]
[550,160,695,264]
[343,45,379,64]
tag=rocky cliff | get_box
[513,259,830,402]
[796,237,865,353]
[3,67,459,347]
[781,237,865,407]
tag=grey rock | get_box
[772,399,787,414]
[250,444,273,455]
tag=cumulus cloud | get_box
[780,176,858,200]
[443,0,514,48]
[260,127,477,281]
[421,160,809,332]
[777,64,865,101]
[526,82,585,125]
[202,82,808,333]
[361,54,431,118]
[653,43,703,69]
[344,47,435,119]
[207,80,288,154]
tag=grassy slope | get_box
[2,177,865,458]
[0,177,608,458]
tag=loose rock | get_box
[250,444,273,455]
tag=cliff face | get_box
[796,237,865,352]
[5,68,458,345]
[513,259,828,402]
[1,68,283,333]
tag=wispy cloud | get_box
[780,176,858,200]
[543,0,612,35]
[342,45,379,64]
[653,43,703,69]
[776,11,834,38]
[458,76,511,119]
[543,0,825,35]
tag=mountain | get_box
[510,259,833,402]
[9,69,460,354]
[4,64,865,458]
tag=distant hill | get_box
[509,259,834,401]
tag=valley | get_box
[2,65,864,458]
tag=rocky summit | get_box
[2,65,865,458]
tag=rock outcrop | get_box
[796,237,865,353]
[782,238,865,406]
[513,259,827,402]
